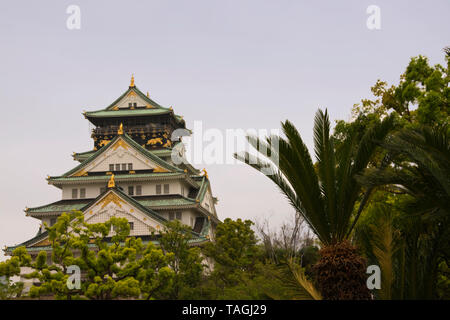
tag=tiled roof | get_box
[57,133,184,178]
[48,172,184,183]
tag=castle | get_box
[5,76,219,258]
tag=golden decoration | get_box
[184,169,188,173]
[147,137,163,145]
[195,199,200,203]
[130,74,135,87]
[106,171,112,175]
[118,123,124,135]
[34,239,51,247]
[153,166,169,173]
[146,91,149,97]
[100,192,124,209]
[130,106,135,110]
[73,169,88,177]
[113,106,119,110]
[108,174,116,188]
[112,139,129,150]
[99,139,111,147]
[163,140,172,147]
[130,209,134,213]
[156,225,160,230]
[129,170,136,174]
[146,104,153,109]
[169,106,173,110]
[201,168,208,179]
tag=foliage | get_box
[2,211,175,300]
[0,249,27,299]
[158,220,204,299]
[235,108,393,299]
[202,218,259,298]
[356,124,450,299]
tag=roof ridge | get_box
[56,133,183,178]
[91,187,168,223]
[103,86,168,111]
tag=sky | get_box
[0,0,449,260]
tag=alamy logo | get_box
[66,5,81,30]
[366,265,381,290]
[366,5,381,30]
[66,265,81,290]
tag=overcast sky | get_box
[0,0,449,260]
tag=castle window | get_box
[136,185,142,196]
[128,186,134,196]
[115,164,121,171]
[168,212,175,220]
[128,102,132,108]
[80,188,86,199]
[121,163,127,171]
[50,218,57,226]
[164,184,170,194]
[109,164,114,171]
[128,163,133,170]
[129,222,134,230]
[176,212,182,220]
[72,189,78,199]
[156,184,162,194]
[133,102,137,107]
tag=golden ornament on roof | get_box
[130,74,135,87]
[108,174,116,188]
[202,168,208,179]
[146,91,149,97]
[118,123,124,135]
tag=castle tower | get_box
[5,76,219,257]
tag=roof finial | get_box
[118,123,123,135]
[146,91,149,97]
[202,168,208,179]
[130,74,135,87]
[108,174,115,188]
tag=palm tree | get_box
[235,109,394,299]
[356,125,450,299]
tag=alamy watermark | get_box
[366,5,381,30]
[66,5,81,30]
[170,121,280,176]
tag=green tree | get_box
[158,220,204,299]
[235,109,394,299]
[356,125,450,299]
[4,211,175,300]
[201,218,262,299]
[0,247,27,299]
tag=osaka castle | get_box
[5,76,219,257]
